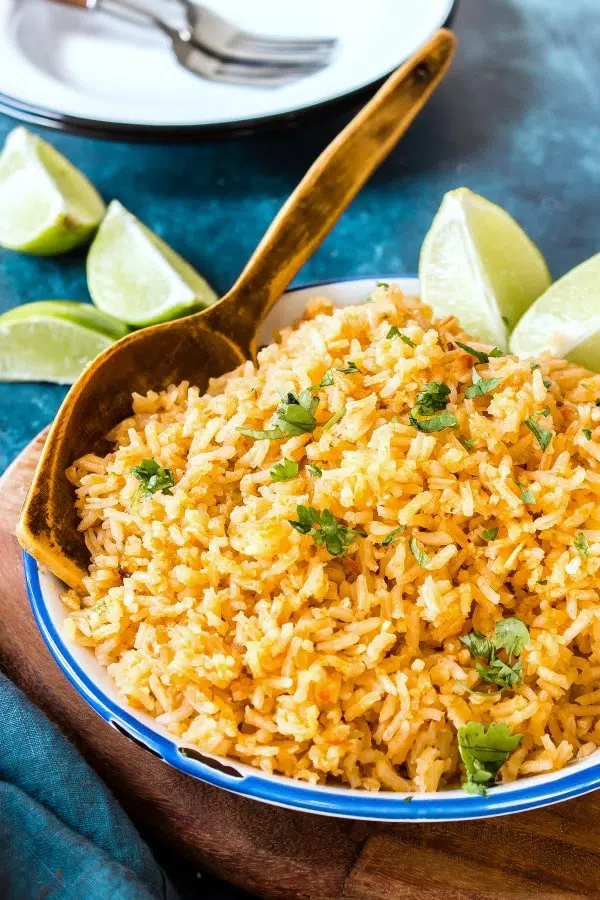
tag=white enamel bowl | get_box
[24,276,600,820]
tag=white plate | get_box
[0,0,455,138]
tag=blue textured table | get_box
[0,0,598,478]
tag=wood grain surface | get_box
[2,432,600,900]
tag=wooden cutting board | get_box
[2,432,600,900]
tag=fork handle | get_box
[209,29,456,357]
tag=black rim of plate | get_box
[0,1,458,142]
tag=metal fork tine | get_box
[238,33,337,51]
[238,37,336,55]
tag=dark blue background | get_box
[1,0,599,473]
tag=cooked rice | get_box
[62,284,600,793]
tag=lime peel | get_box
[0,127,105,255]
[419,188,551,349]
[87,201,217,326]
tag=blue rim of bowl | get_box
[23,271,600,819]
[0,2,458,142]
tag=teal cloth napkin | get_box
[0,671,178,900]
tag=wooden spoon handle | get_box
[209,28,455,355]
[50,0,95,7]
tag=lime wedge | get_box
[419,188,551,348]
[0,301,122,384]
[0,127,105,255]
[87,201,217,326]
[509,253,600,369]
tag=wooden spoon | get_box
[17,29,455,590]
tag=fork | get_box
[175,2,338,67]
[54,0,326,87]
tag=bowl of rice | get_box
[24,275,600,821]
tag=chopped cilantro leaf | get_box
[336,361,362,375]
[270,458,299,482]
[482,528,498,541]
[543,379,552,389]
[409,410,458,433]
[381,525,406,546]
[575,532,589,558]
[460,631,495,662]
[465,367,501,399]
[130,459,175,501]
[376,281,389,288]
[288,505,365,557]
[455,341,503,364]
[515,477,535,504]
[409,537,431,568]
[595,398,600,407]
[307,463,323,478]
[386,325,416,347]
[458,722,522,795]
[459,435,474,450]
[324,405,346,431]
[414,381,451,415]
[524,414,553,451]
[583,429,592,440]
[537,579,547,585]
[316,369,334,388]
[460,617,530,690]
[238,387,319,441]
[494,617,530,659]
[530,363,541,371]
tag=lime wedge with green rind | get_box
[87,200,217,326]
[0,301,120,384]
[0,127,106,255]
[419,188,551,349]
[509,253,600,369]
[0,301,129,340]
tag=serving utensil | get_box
[53,0,325,86]
[174,2,337,67]
[17,29,456,590]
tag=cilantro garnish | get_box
[386,326,415,347]
[515,477,535,504]
[288,505,366,557]
[316,370,335,388]
[524,412,553,451]
[494,617,530,658]
[458,722,523,795]
[307,463,323,478]
[459,435,474,450]
[324,405,346,431]
[238,388,319,440]
[465,367,501,400]
[530,363,541,371]
[381,525,406,546]
[575,532,589,558]
[414,381,451,415]
[270,458,299,482]
[460,617,530,693]
[596,399,600,407]
[455,341,503,365]
[336,361,361,375]
[409,410,458,433]
[543,379,552,389]
[409,537,431,568]
[408,382,458,432]
[130,459,175,502]
[376,281,389,288]
[482,528,498,541]
[583,428,592,440]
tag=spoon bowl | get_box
[17,30,456,590]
